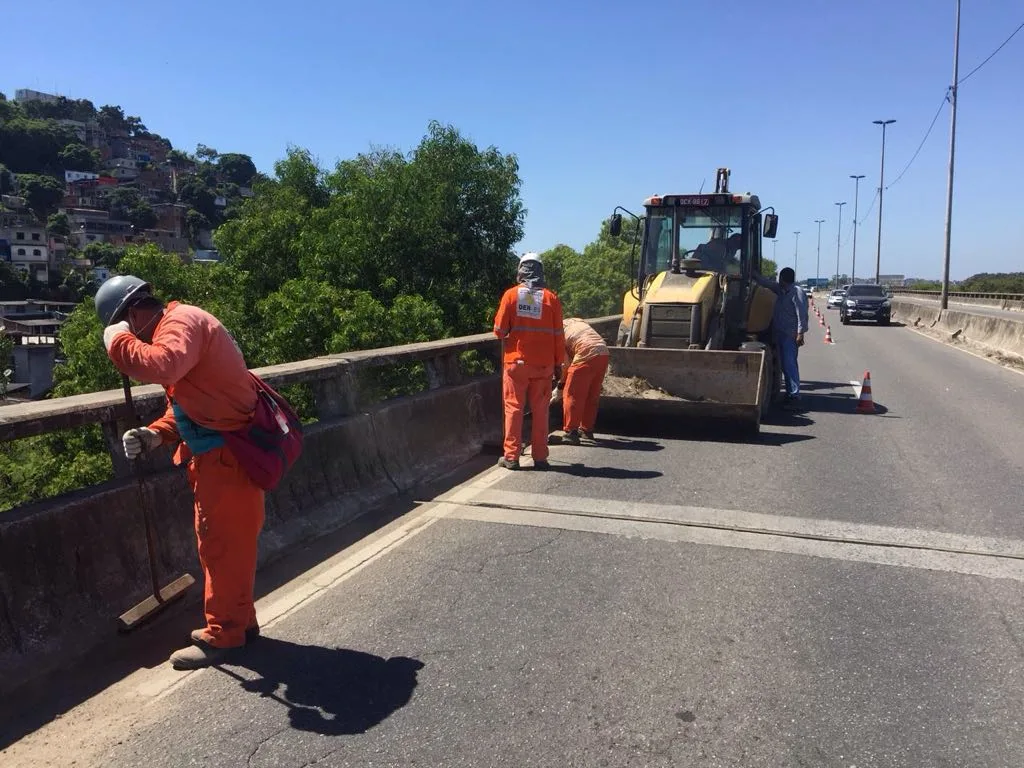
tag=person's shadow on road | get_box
[217,637,424,736]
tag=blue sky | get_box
[5,0,1023,280]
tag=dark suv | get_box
[840,284,891,325]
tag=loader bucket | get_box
[596,347,766,434]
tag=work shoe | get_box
[169,640,237,670]
[580,429,596,442]
[532,459,551,470]
[191,626,261,645]
[554,429,580,445]
[497,457,520,470]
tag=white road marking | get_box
[434,489,1024,583]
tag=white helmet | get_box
[519,252,542,264]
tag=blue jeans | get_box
[776,333,800,398]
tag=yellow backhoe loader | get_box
[602,168,782,433]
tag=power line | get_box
[886,92,948,190]
[841,188,879,248]
[958,19,1024,85]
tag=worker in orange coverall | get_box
[492,253,565,470]
[553,317,610,445]
[95,275,263,670]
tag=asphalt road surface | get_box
[4,317,1024,768]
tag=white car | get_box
[826,289,846,309]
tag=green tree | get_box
[47,211,71,239]
[108,187,157,230]
[51,298,122,397]
[760,257,778,278]
[0,118,79,173]
[58,142,101,172]
[82,241,124,269]
[195,144,219,163]
[0,163,13,195]
[18,174,65,219]
[97,105,127,133]
[185,209,211,245]
[178,176,220,223]
[125,115,147,136]
[217,153,258,186]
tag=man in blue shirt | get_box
[754,267,809,407]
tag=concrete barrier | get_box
[0,316,620,697]
[891,299,1024,361]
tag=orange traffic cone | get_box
[819,315,826,327]
[856,371,876,413]
[824,325,833,343]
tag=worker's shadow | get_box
[218,638,423,736]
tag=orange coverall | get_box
[493,284,565,462]
[108,301,263,649]
[561,318,610,434]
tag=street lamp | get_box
[814,219,825,287]
[772,238,778,263]
[941,0,961,310]
[850,174,865,283]
[873,119,896,284]
[834,202,847,288]
[793,231,800,278]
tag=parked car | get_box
[840,284,892,325]
[826,289,846,309]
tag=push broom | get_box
[117,374,195,632]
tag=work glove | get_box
[103,320,132,353]
[122,427,161,460]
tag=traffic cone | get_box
[856,371,876,413]
[824,325,833,344]
[819,315,826,327]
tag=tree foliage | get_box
[960,272,1024,293]
[18,173,65,219]
[0,118,79,174]
[217,153,257,186]
[58,142,101,172]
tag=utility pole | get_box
[941,0,961,310]
[793,231,800,278]
[850,175,865,283]
[873,118,896,284]
[834,202,846,287]
[815,219,825,287]
[772,238,777,264]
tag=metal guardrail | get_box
[889,288,1024,301]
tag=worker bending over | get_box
[554,317,609,444]
[492,253,565,470]
[96,275,264,670]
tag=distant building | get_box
[1,224,49,282]
[65,170,100,184]
[14,88,59,104]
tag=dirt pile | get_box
[601,374,683,400]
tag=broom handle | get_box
[122,375,163,601]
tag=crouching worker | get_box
[95,275,264,670]
[492,253,565,470]
[553,317,609,444]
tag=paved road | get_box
[4,320,1024,767]
[894,294,1024,321]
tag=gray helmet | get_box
[94,275,152,327]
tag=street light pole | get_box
[941,0,961,310]
[834,202,846,287]
[850,175,865,283]
[793,231,800,278]
[772,238,777,264]
[815,219,825,287]
[873,118,896,284]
